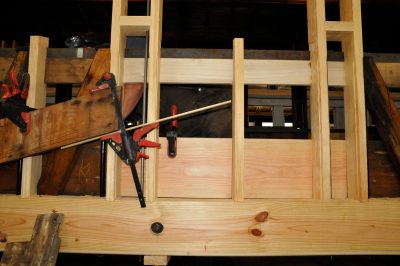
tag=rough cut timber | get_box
[0,89,118,164]
[37,48,110,195]
[364,56,400,175]
[0,213,64,266]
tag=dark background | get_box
[1,0,400,53]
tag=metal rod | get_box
[141,0,151,189]
[16,159,23,195]
[99,140,107,197]
[61,100,231,149]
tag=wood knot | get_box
[251,228,263,237]
[0,231,7,242]
[255,211,269,222]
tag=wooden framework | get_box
[1,0,400,259]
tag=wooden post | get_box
[232,38,244,201]
[146,0,163,202]
[339,0,368,201]
[306,0,332,200]
[107,0,128,200]
[108,0,152,201]
[21,36,49,197]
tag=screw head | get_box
[151,222,164,234]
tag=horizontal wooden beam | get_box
[120,138,347,199]
[124,58,344,86]
[0,89,118,164]
[1,49,399,86]
[1,196,399,255]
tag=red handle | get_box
[170,104,178,128]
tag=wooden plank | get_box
[307,0,332,200]
[232,38,244,202]
[146,0,163,202]
[331,140,347,199]
[0,89,118,164]
[120,139,347,199]
[364,56,400,175]
[37,49,110,196]
[124,58,346,87]
[1,196,400,255]
[244,139,313,199]
[1,48,400,86]
[21,36,49,198]
[45,58,92,84]
[340,0,369,201]
[0,213,63,266]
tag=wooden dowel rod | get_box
[61,100,231,149]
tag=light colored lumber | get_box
[331,140,347,199]
[244,139,313,198]
[307,0,332,200]
[21,36,49,198]
[107,0,128,200]
[146,0,163,202]
[232,38,244,201]
[120,139,346,199]
[340,0,368,201]
[124,58,346,86]
[325,21,354,41]
[119,16,151,36]
[1,196,400,255]
[144,255,170,266]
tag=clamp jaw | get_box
[0,71,33,134]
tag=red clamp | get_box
[101,123,160,162]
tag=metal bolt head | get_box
[151,222,164,234]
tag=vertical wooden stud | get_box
[145,0,163,203]
[340,0,368,201]
[107,0,128,200]
[21,36,49,197]
[306,0,332,200]
[232,38,244,201]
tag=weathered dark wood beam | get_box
[364,56,400,176]
[0,213,64,266]
[38,49,110,196]
[0,88,118,164]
